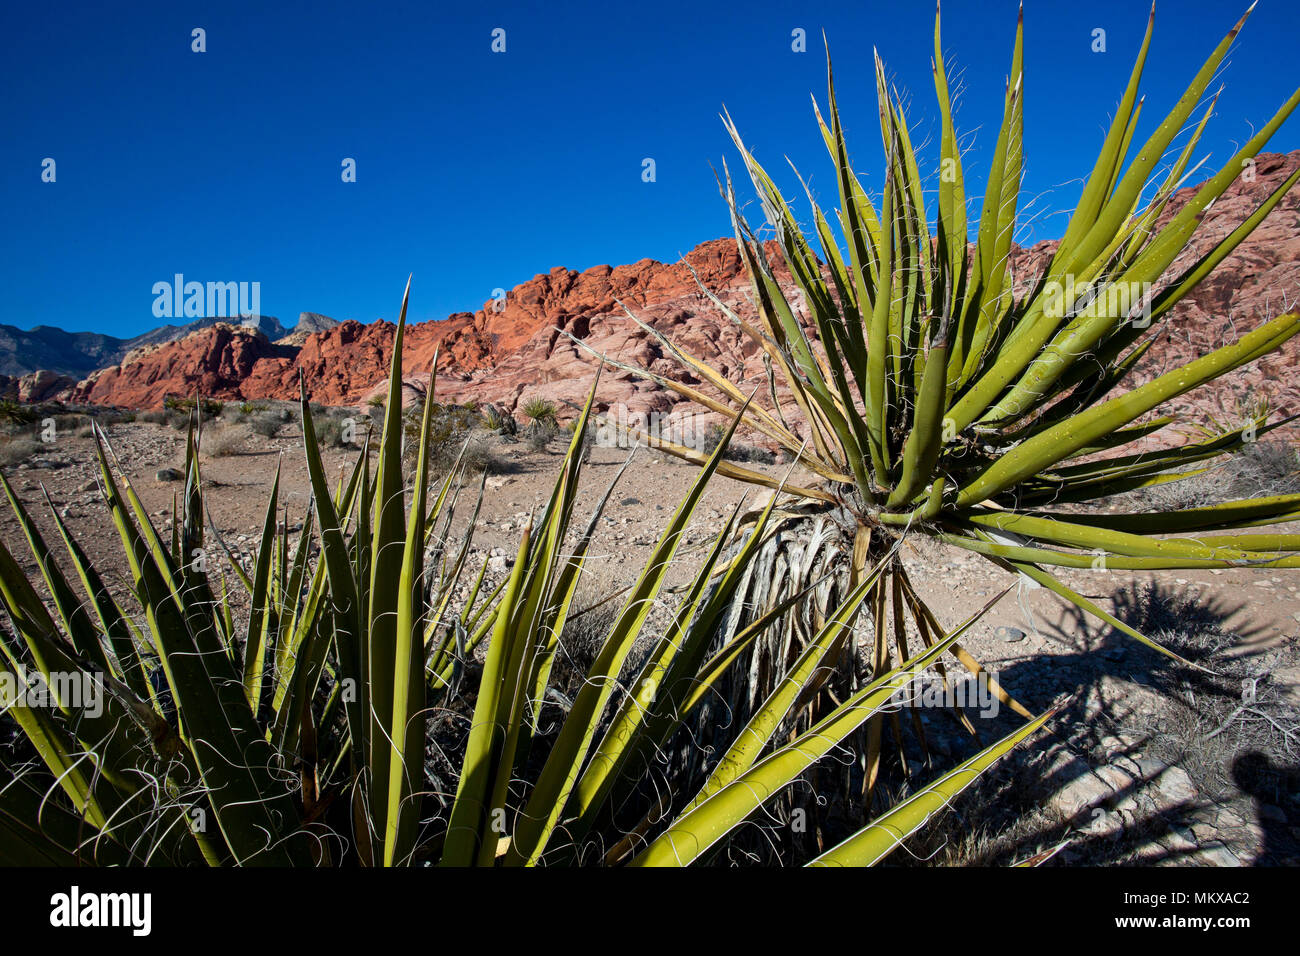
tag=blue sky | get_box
[2,0,1298,338]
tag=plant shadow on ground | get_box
[889,579,1299,866]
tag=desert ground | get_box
[1,406,1297,866]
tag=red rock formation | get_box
[70,324,285,408]
[63,155,1300,441]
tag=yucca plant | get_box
[572,4,1300,798]
[0,280,1052,865]
[521,397,558,430]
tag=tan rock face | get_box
[0,370,78,403]
[63,154,1300,441]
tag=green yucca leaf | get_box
[956,314,1300,506]
[808,706,1055,866]
[0,472,114,677]
[242,462,280,713]
[39,491,153,702]
[441,523,532,866]
[629,592,995,867]
[299,377,365,769]
[384,362,437,866]
[504,397,754,866]
[366,276,414,860]
[89,431,307,865]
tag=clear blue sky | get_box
[2,0,1297,338]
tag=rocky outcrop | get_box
[0,370,78,403]
[294,312,339,335]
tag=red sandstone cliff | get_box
[64,154,1300,434]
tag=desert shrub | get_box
[139,409,169,425]
[0,436,41,467]
[249,411,285,438]
[203,426,247,457]
[546,582,622,700]
[525,422,559,453]
[164,396,223,417]
[482,403,517,438]
[1224,440,1300,497]
[1126,440,1300,510]
[1116,583,1300,801]
[727,442,776,464]
[700,423,776,464]
[458,435,501,474]
[0,401,35,425]
[52,414,92,438]
[402,401,497,472]
[315,414,360,449]
[230,401,270,424]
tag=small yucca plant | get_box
[521,397,558,429]
[574,4,1300,796]
[0,281,1051,866]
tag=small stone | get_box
[995,625,1027,643]
[1140,760,1198,806]
[1196,842,1242,867]
[1168,822,1197,845]
[155,468,184,482]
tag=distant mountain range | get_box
[0,312,338,379]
